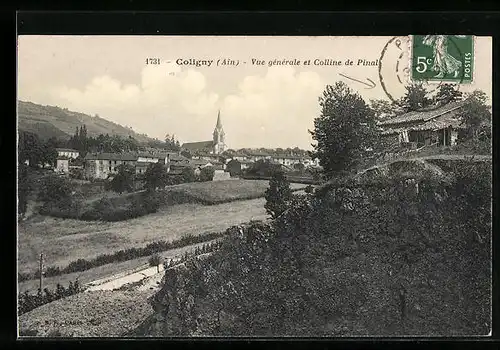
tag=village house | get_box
[226,159,255,176]
[378,101,466,148]
[56,148,80,159]
[55,156,70,174]
[83,152,139,179]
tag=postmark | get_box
[378,36,462,107]
[410,35,474,83]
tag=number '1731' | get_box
[146,58,161,65]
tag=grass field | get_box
[163,179,306,204]
[18,197,268,275]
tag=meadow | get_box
[18,197,268,274]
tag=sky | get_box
[17,36,492,150]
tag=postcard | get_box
[17,35,492,338]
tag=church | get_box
[181,111,226,155]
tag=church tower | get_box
[213,110,226,154]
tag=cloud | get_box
[222,66,324,149]
[52,63,220,142]
[49,63,326,149]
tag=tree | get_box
[144,163,167,191]
[293,163,305,172]
[310,81,378,177]
[458,90,491,140]
[400,83,432,111]
[149,253,162,273]
[18,163,31,217]
[434,84,463,105]
[370,99,397,120]
[181,167,196,183]
[109,164,135,194]
[264,169,293,219]
[18,131,44,167]
[199,166,215,182]
[37,174,72,204]
[181,150,192,159]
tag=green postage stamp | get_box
[411,35,474,83]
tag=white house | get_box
[56,148,80,159]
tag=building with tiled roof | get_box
[378,101,466,147]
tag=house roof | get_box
[273,153,311,160]
[84,153,138,161]
[56,148,79,153]
[168,153,189,161]
[190,159,212,166]
[137,152,159,158]
[135,161,151,167]
[381,115,466,135]
[181,140,214,151]
[378,101,465,126]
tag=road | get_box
[85,257,179,292]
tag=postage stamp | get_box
[410,35,474,83]
[17,32,491,339]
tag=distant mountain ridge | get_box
[18,101,156,143]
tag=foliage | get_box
[150,162,491,336]
[18,280,84,315]
[144,163,168,191]
[68,125,139,156]
[434,83,463,105]
[370,99,398,120]
[399,83,432,111]
[18,163,31,216]
[264,169,293,219]
[199,166,215,182]
[164,134,181,151]
[18,131,58,168]
[245,159,282,177]
[458,90,491,140]
[292,163,305,172]
[149,253,162,273]
[181,167,196,183]
[37,174,72,204]
[109,164,135,194]
[310,81,379,177]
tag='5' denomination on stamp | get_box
[411,35,474,84]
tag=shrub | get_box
[199,166,215,182]
[149,253,162,273]
[37,174,72,204]
[264,169,293,219]
[18,280,84,315]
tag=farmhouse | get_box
[378,101,466,148]
[56,148,79,159]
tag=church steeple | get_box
[216,110,222,128]
[213,110,225,154]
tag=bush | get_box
[18,280,84,315]
[199,166,215,182]
[264,169,293,219]
[149,253,162,273]
[150,162,492,336]
[37,174,72,204]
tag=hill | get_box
[18,101,155,143]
